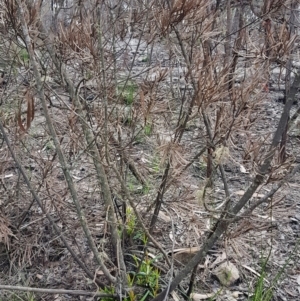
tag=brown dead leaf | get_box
[17,88,35,132]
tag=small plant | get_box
[251,259,273,301]
[133,132,143,144]
[99,286,115,301]
[141,56,149,63]
[126,207,136,236]
[42,139,55,152]
[128,254,160,300]
[18,48,30,65]
[133,230,148,245]
[127,181,134,192]
[144,122,152,136]
[119,81,137,105]
[142,184,150,195]
[150,154,161,175]
[250,239,299,301]
[126,175,145,194]
[100,253,160,301]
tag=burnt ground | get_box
[0,39,300,301]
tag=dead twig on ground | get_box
[0,285,116,297]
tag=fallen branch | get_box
[0,285,116,297]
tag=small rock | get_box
[213,262,240,286]
[231,291,243,299]
[295,214,300,221]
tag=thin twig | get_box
[0,285,116,297]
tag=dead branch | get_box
[0,284,116,297]
[15,0,116,285]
